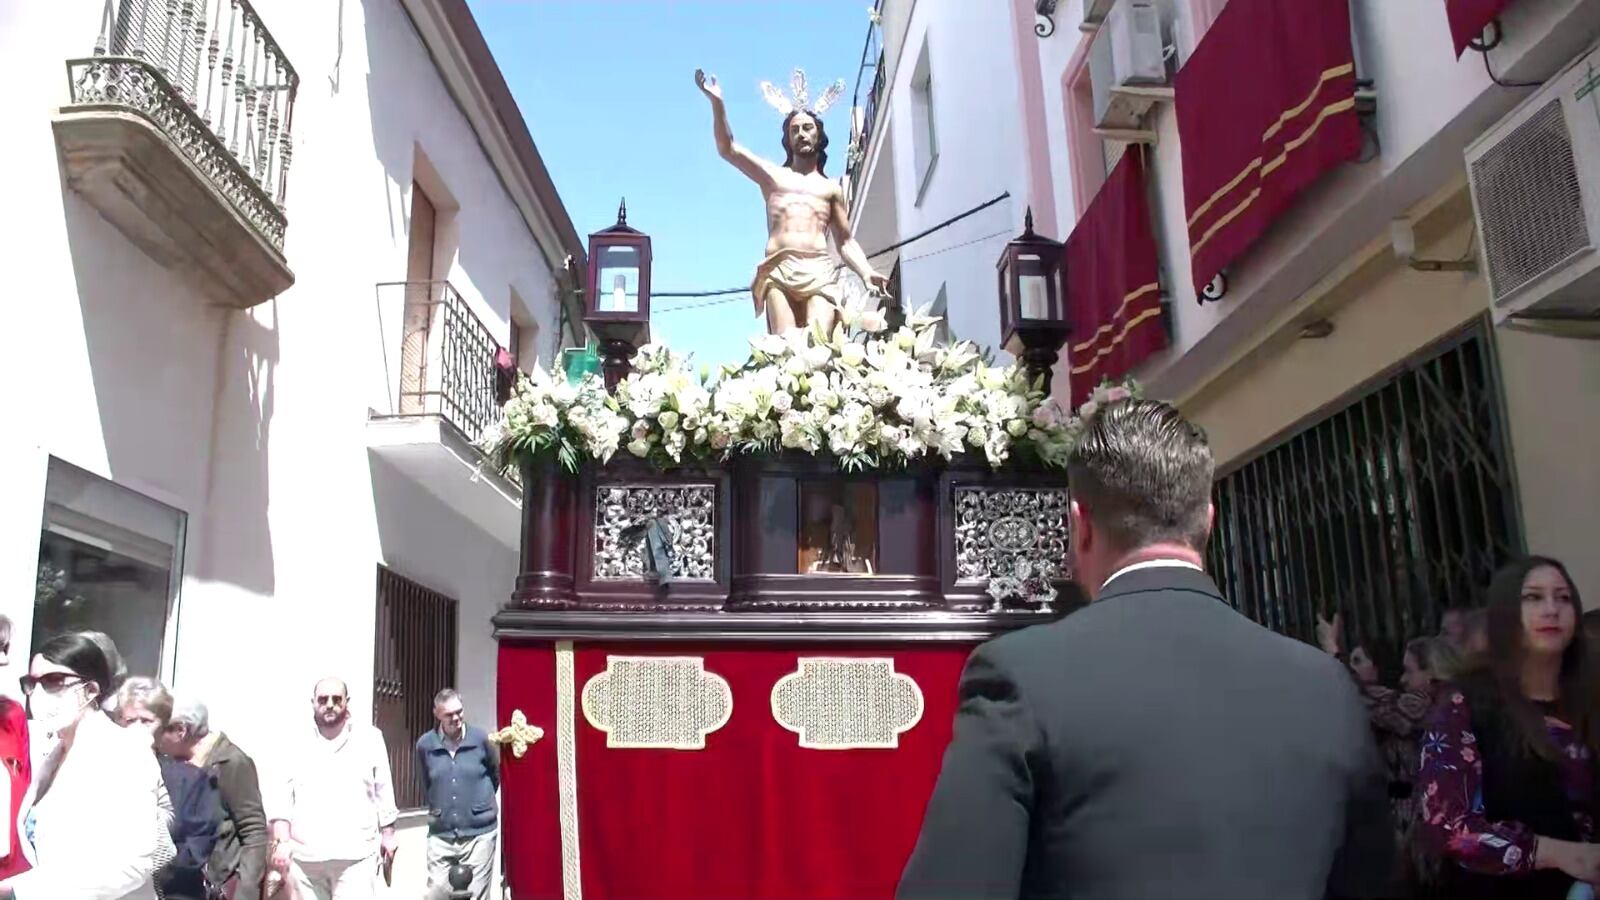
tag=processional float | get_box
[484,68,1122,899]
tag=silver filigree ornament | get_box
[953,487,1070,611]
[593,485,716,581]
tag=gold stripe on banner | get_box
[556,640,583,900]
[1188,95,1357,259]
[1262,63,1354,143]
[1070,282,1161,355]
[1184,63,1355,230]
[1070,304,1165,376]
[1260,97,1357,178]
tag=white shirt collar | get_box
[1100,558,1204,591]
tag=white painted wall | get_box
[1496,326,1600,600]
[855,0,1036,352]
[0,0,562,854]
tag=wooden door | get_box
[399,184,437,415]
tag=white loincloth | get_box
[750,248,845,316]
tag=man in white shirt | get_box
[268,678,398,900]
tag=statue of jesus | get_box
[696,67,890,336]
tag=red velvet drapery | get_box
[1174,0,1362,295]
[497,641,974,899]
[1064,150,1165,408]
[1444,0,1517,57]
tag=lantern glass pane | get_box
[1018,253,1049,320]
[596,244,641,313]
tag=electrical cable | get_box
[653,225,1019,314]
[1470,19,1544,88]
[897,228,1015,265]
[865,191,1011,259]
[649,191,1013,301]
[652,287,750,298]
[654,293,749,313]
[1483,50,1544,88]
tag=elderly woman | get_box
[114,678,222,900]
[0,632,169,899]
[156,694,268,900]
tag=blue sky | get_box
[468,0,875,369]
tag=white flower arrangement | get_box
[481,301,1141,475]
[477,364,627,474]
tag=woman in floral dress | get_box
[1319,619,1436,887]
[1415,556,1600,898]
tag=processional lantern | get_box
[584,199,652,390]
[996,207,1070,394]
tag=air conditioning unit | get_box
[1081,0,1116,28]
[1465,42,1600,323]
[1090,0,1168,134]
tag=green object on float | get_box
[561,341,601,384]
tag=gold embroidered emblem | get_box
[488,709,545,759]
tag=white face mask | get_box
[29,682,93,740]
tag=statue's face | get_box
[787,112,819,156]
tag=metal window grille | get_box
[1205,323,1523,656]
[373,565,458,811]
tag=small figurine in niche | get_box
[808,503,874,575]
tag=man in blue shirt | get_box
[415,688,499,900]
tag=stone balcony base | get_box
[53,106,294,308]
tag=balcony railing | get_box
[66,0,298,249]
[379,280,504,446]
[844,2,886,208]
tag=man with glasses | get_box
[415,688,499,900]
[266,677,397,900]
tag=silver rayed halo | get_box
[759,67,846,118]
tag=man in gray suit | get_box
[900,399,1395,899]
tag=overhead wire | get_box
[650,191,1014,313]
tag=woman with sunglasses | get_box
[1415,556,1600,898]
[0,631,169,899]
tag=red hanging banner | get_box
[1444,0,1516,57]
[1065,150,1165,408]
[1174,0,1362,296]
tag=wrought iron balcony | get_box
[844,3,886,210]
[368,280,521,541]
[380,280,504,446]
[54,0,298,306]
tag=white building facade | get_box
[844,0,1060,352]
[0,0,584,889]
[849,0,1600,635]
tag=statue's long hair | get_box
[781,110,829,175]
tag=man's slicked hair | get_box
[1066,398,1215,552]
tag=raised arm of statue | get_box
[696,69,774,187]
[830,188,890,294]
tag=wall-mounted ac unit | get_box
[1465,42,1600,324]
[1082,0,1116,28]
[1090,0,1168,135]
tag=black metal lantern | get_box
[996,207,1070,392]
[584,199,652,390]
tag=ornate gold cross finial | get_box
[488,709,545,759]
